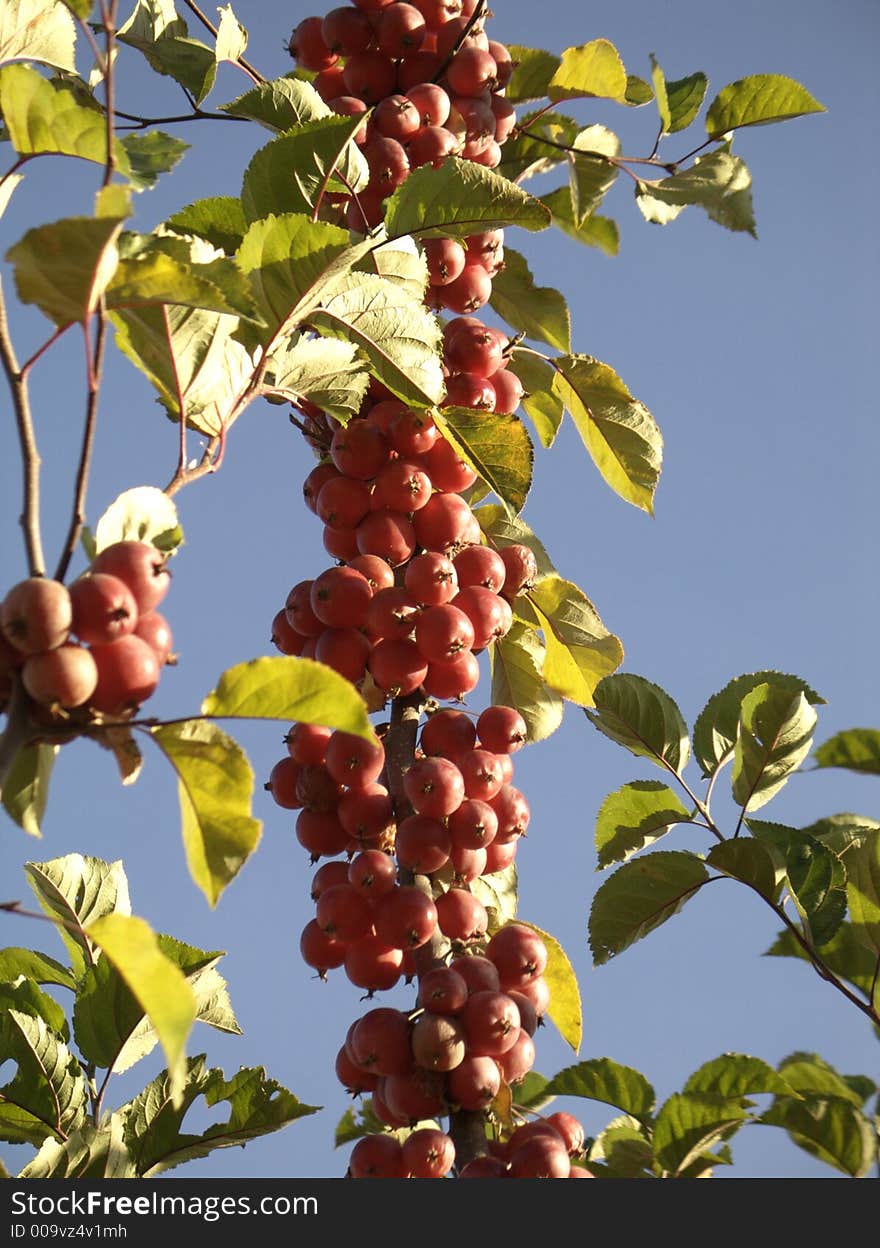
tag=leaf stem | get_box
[99,0,119,191]
[0,274,46,576]
[20,324,73,379]
[54,314,107,584]
[431,0,488,85]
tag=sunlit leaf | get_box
[214,3,246,63]
[589,850,709,965]
[540,187,619,256]
[18,1114,135,1177]
[548,39,628,103]
[636,150,757,236]
[506,350,564,448]
[813,728,880,776]
[706,74,825,138]
[0,0,76,72]
[0,947,75,990]
[384,156,550,240]
[262,333,368,425]
[684,1053,799,1100]
[489,622,564,744]
[241,115,369,222]
[586,673,689,773]
[488,246,571,352]
[845,830,880,956]
[653,1092,749,1175]
[93,485,182,554]
[732,682,818,812]
[121,131,189,191]
[504,45,560,103]
[595,780,691,870]
[760,1094,875,1178]
[434,407,533,518]
[220,76,330,131]
[6,216,121,326]
[545,1058,655,1121]
[236,212,351,336]
[528,575,623,707]
[24,854,130,981]
[1,742,57,837]
[0,1002,88,1146]
[519,920,582,1052]
[166,196,248,255]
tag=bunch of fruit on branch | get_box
[0,541,174,727]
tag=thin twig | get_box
[114,108,249,130]
[163,435,222,497]
[182,0,266,84]
[99,0,119,191]
[20,324,74,379]
[432,0,488,84]
[54,315,107,583]
[0,275,46,576]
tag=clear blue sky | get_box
[1,0,877,1178]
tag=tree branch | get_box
[0,275,46,576]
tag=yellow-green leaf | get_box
[706,74,825,138]
[0,0,76,72]
[489,622,564,744]
[434,408,533,518]
[6,217,122,327]
[520,920,582,1053]
[548,39,628,103]
[93,486,182,554]
[0,65,129,169]
[527,574,623,707]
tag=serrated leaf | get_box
[214,3,246,63]
[151,720,261,907]
[0,947,75,989]
[765,923,878,1007]
[552,353,662,512]
[470,863,518,933]
[108,234,260,322]
[360,234,429,301]
[93,485,182,554]
[586,673,689,773]
[202,655,376,741]
[0,975,68,1041]
[653,1092,749,1175]
[1,742,57,836]
[760,1095,875,1177]
[0,64,128,168]
[567,125,619,223]
[706,838,780,901]
[334,1100,389,1148]
[434,407,533,518]
[732,682,818,812]
[85,914,196,1104]
[527,575,623,707]
[589,850,709,965]
[497,110,578,183]
[748,819,846,947]
[0,1004,88,1146]
[519,920,581,1052]
[6,216,122,326]
[166,196,247,254]
[684,1054,799,1100]
[117,28,216,105]
[18,1113,135,1177]
[24,854,130,981]
[625,76,654,107]
[489,621,564,744]
[488,246,571,352]
[262,333,368,424]
[706,74,825,138]
[0,0,76,71]
[384,156,550,241]
[548,39,628,104]
[590,1116,654,1176]
[595,780,691,870]
[220,76,330,131]
[665,71,709,133]
[545,1059,655,1121]
[241,115,368,223]
[540,186,619,256]
[777,1052,865,1106]
[474,505,555,575]
[805,813,879,855]
[506,350,564,448]
[694,671,824,779]
[121,130,189,192]
[813,728,880,776]
[310,270,444,408]
[845,830,880,956]
[636,150,756,236]
[504,45,560,103]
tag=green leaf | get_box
[0,0,76,72]
[151,720,261,908]
[548,39,628,104]
[117,23,217,105]
[19,1114,136,1178]
[121,131,189,191]
[474,505,555,575]
[732,682,818,812]
[433,407,533,518]
[506,350,564,448]
[777,1052,865,1105]
[122,1056,318,1176]
[544,1058,655,1122]
[0,947,75,989]
[262,333,369,425]
[595,780,691,870]
[845,830,880,956]
[241,115,368,223]
[748,820,845,946]
[202,655,376,741]
[527,575,623,707]
[551,354,663,512]
[93,485,182,554]
[804,812,879,856]
[590,1116,654,1176]
[760,1095,875,1177]
[220,76,330,131]
[24,854,130,981]
[589,850,709,965]
[504,45,561,103]
[6,216,122,327]
[586,673,689,773]
[625,76,654,107]
[489,621,564,744]
[684,1054,799,1100]
[0,64,128,168]
[567,125,619,222]
[0,974,68,1041]
[813,728,880,776]
[166,196,248,255]
[214,3,246,63]
[384,156,551,241]
[665,71,709,133]
[706,74,825,138]
[765,922,878,1006]
[108,233,260,322]
[1,742,57,836]
[519,921,581,1053]
[470,863,518,934]
[653,1092,749,1175]
[358,235,430,302]
[117,0,185,42]
[540,186,619,256]
[636,150,757,236]
[85,913,196,1104]
[0,1002,88,1146]
[309,270,444,408]
[488,246,571,352]
[694,671,824,779]
[497,110,578,183]
[650,54,671,133]
[512,1070,554,1112]
[706,838,780,901]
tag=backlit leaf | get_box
[813,728,880,776]
[706,74,825,138]
[434,407,533,518]
[214,3,246,64]
[166,197,247,255]
[220,76,330,131]
[845,830,880,955]
[653,1092,749,1175]
[384,156,550,240]
[665,71,709,133]
[488,246,571,352]
[527,575,623,707]
[262,334,368,425]
[93,486,182,554]
[636,150,756,236]
[684,1053,798,1100]
[1,742,57,837]
[732,682,818,811]
[0,947,75,990]
[0,1004,87,1146]
[0,0,75,71]
[765,923,877,1008]
[548,40,628,103]
[519,920,582,1052]
[540,186,619,255]
[24,854,130,981]
[121,131,189,191]
[586,673,689,773]
[506,350,564,448]
[489,622,564,744]
[595,780,691,870]
[504,45,560,103]
[6,216,121,326]
[241,115,368,222]
[19,1114,136,1177]
[760,1094,875,1178]
[589,850,709,965]
[545,1058,655,1121]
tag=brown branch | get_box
[54,315,107,584]
[0,275,45,576]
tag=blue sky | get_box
[1,0,877,1179]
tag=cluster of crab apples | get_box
[0,541,173,722]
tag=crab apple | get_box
[300,918,347,977]
[405,80,451,125]
[452,585,512,648]
[443,371,496,411]
[546,1112,587,1156]
[295,808,350,859]
[348,849,397,900]
[496,1028,536,1085]
[1,577,72,655]
[402,1128,455,1178]
[315,475,371,530]
[457,748,505,801]
[371,459,432,512]
[508,1133,571,1179]
[448,798,498,850]
[389,409,438,456]
[506,989,538,1038]
[302,462,340,513]
[465,229,504,263]
[285,722,332,766]
[414,603,475,663]
[349,1134,407,1179]
[413,492,475,552]
[449,842,487,882]
[499,543,538,598]
[310,567,373,630]
[406,124,461,168]
[368,638,428,697]
[289,16,337,70]
[375,2,426,57]
[322,525,360,561]
[458,1155,507,1178]
[394,813,451,873]
[284,581,322,637]
[476,704,527,754]
[310,860,351,901]
[350,1008,413,1076]
[418,966,469,1015]
[313,64,347,102]
[133,611,173,666]
[506,1120,564,1155]
[452,545,505,594]
[373,885,438,949]
[486,923,548,989]
[446,1053,501,1111]
[435,14,488,58]
[294,763,340,814]
[267,757,302,809]
[445,322,504,376]
[69,572,138,647]
[364,135,411,192]
[344,936,404,993]
[489,784,530,842]
[315,627,371,683]
[335,1046,380,1095]
[404,552,458,608]
[342,49,398,104]
[346,554,395,593]
[21,643,98,709]
[326,730,385,787]
[403,756,465,818]
[382,1069,446,1122]
[440,263,493,314]
[321,5,373,55]
[515,973,550,1019]
[488,38,513,86]
[419,707,476,759]
[90,541,170,614]
[490,368,524,416]
[366,586,421,640]
[356,510,416,566]
[449,953,500,995]
[424,237,466,286]
[422,650,480,700]
[460,990,521,1056]
[330,421,390,480]
[417,438,477,493]
[411,1012,467,1072]
[483,838,518,875]
[338,784,395,845]
[435,888,488,942]
[372,93,421,141]
[89,635,160,715]
[369,1082,409,1129]
[328,95,370,145]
